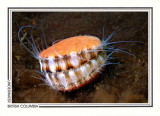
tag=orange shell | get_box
[39,35,102,58]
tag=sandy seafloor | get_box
[11,11,148,103]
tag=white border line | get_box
[8,7,152,107]
[10,8,150,12]
[148,8,152,106]
[8,9,12,103]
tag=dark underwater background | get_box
[12,11,148,103]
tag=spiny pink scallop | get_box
[39,35,107,91]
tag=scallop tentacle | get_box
[18,25,40,59]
